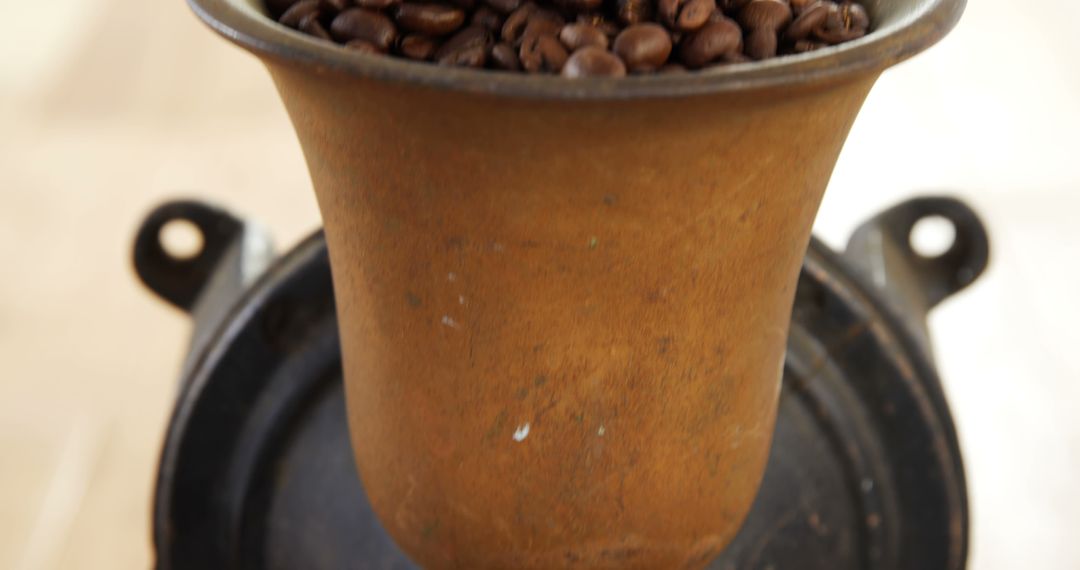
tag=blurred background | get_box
[1,0,1077,568]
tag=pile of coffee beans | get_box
[265,0,870,76]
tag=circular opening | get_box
[159,219,205,261]
[185,0,966,99]
[909,215,955,258]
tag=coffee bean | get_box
[675,0,714,31]
[613,23,672,72]
[279,0,321,28]
[399,33,440,59]
[501,3,537,44]
[784,0,828,41]
[319,0,350,12]
[789,0,813,13]
[738,0,791,31]
[721,50,751,62]
[813,2,866,43]
[562,46,627,77]
[559,23,609,50]
[841,2,869,31]
[395,3,467,36]
[265,0,872,73]
[678,17,741,68]
[356,0,402,9]
[331,9,398,50]
[485,0,522,14]
[446,0,479,10]
[744,28,777,59]
[490,41,522,69]
[522,9,566,40]
[791,38,825,52]
[436,25,493,66]
[554,0,604,13]
[300,13,333,39]
[718,0,751,12]
[614,0,654,26]
[472,6,505,30]
[520,33,569,72]
[346,39,385,53]
[267,0,302,18]
[660,0,714,32]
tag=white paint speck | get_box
[458,295,466,305]
[441,315,459,329]
[448,272,457,282]
[597,425,606,437]
[513,423,531,442]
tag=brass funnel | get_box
[183,0,965,566]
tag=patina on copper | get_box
[181,0,966,566]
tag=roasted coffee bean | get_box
[577,13,621,37]
[718,0,751,13]
[522,9,566,40]
[613,23,672,72]
[721,49,751,62]
[279,0,321,27]
[472,6,505,30]
[346,39,385,53]
[399,33,440,59]
[490,41,522,69]
[485,0,522,14]
[813,2,866,42]
[660,0,714,32]
[319,0,349,11]
[501,3,537,43]
[562,46,627,77]
[446,0,479,10]
[678,17,741,67]
[738,0,792,31]
[266,0,871,73]
[789,0,813,13]
[791,38,825,52]
[553,0,604,13]
[395,3,467,36]
[267,0,302,18]
[440,44,489,65]
[614,0,653,26]
[744,28,777,58]
[520,33,569,72]
[436,25,492,66]
[660,62,687,72]
[356,0,401,9]
[559,23,609,50]
[299,13,333,39]
[675,0,714,31]
[331,9,398,50]
[784,0,828,41]
[841,1,869,31]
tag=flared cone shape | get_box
[187,0,964,566]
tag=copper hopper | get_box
[182,0,965,566]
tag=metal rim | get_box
[186,0,966,99]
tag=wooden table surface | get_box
[1,0,1077,568]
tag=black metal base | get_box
[140,198,986,570]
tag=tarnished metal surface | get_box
[140,197,984,570]
[176,0,968,562]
